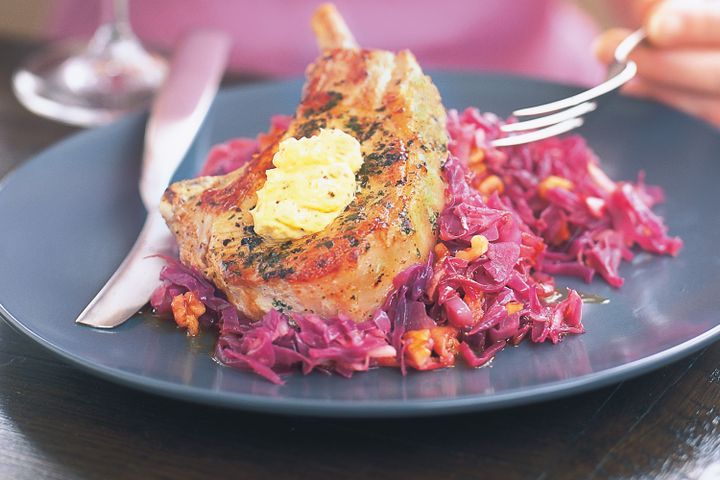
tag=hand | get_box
[594,1,720,127]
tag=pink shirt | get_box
[50,0,604,86]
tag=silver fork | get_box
[491,28,647,148]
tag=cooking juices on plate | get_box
[150,4,682,384]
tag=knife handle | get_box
[139,30,231,211]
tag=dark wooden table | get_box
[1,37,719,480]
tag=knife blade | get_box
[76,30,230,328]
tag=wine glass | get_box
[12,0,167,127]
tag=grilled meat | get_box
[160,4,447,321]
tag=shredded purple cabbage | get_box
[149,107,681,384]
[447,107,682,287]
[151,258,396,384]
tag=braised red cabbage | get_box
[149,107,681,383]
[447,107,682,287]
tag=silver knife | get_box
[76,30,231,328]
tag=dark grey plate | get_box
[1,72,718,417]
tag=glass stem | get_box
[108,0,132,38]
[88,0,137,55]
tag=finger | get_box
[627,46,720,96]
[628,0,663,26]
[646,0,720,48]
[622,77,720,127]
[595,28,720,96]
[593,28,634,65]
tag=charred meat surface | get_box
[160,6,447,321]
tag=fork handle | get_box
[614,28,647,64]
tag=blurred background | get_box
[0,0,634,127]
[0,1,613,39]
[0,0,615,82]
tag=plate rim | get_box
[2,299,719,417]
[1,72,719,417]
